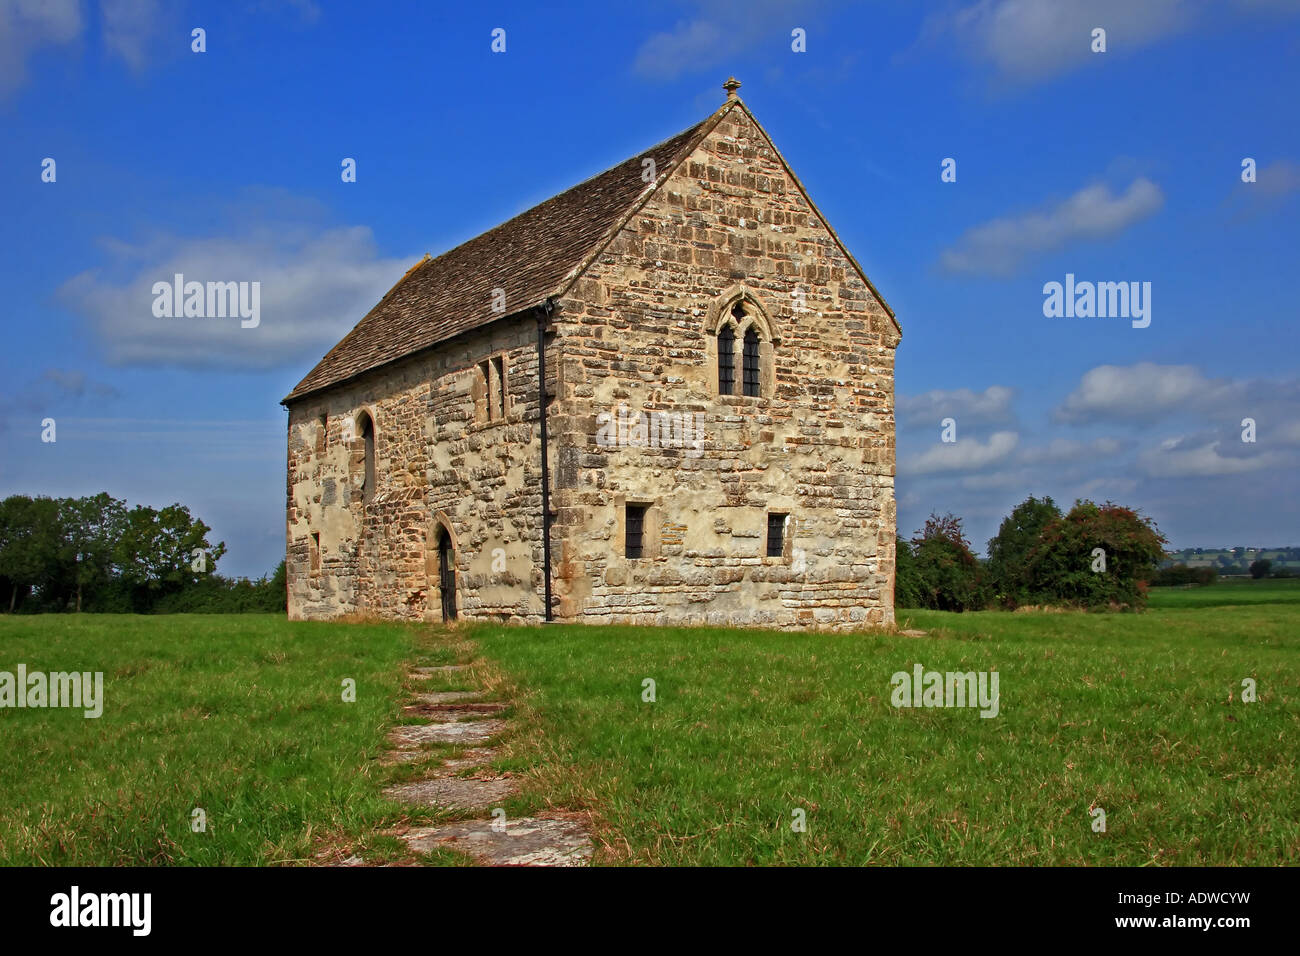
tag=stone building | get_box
[282,79,901,629]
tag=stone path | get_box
[374,659,594,867]
[402,814,593,866]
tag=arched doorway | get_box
[436,528,457,621]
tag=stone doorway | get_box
[436,528,457,622]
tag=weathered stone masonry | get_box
[283,83,901,630]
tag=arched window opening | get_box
[717,325,735,395]
[712,290,776,401]
[437,527,457,621]
[358,412,376,504]
[743,327,760,397]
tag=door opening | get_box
[437,530,457,622]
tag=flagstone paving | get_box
[400,815,594,867]
[370,660,594,867]
[384,775,518,810]
[412,691,485,704]
[387,718,507,748]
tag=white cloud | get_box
[1138,435,1280,477]
[0,0,83,98]
[1226,158,1300,220]
[632,0,828,80]
[59,221,414,370]
[1274,420,1300,444]
[917,0,1300,88]
[919,0,1191,84]
[897,384,1015,426]
[940,178,1163,276]
[100,0,167,74]
[1055,362,1238,424]
[903,430,1019,475]
[1250,158,1300,197]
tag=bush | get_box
[1250,559,1272,579]
[908,513,988,612]
[1151,563,1218,587]
[150,562,286,614]
[894,536,925,609]
[1024,500,1167,609]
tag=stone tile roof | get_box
[284,116,717,404]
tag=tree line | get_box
[0,493,285,614]
[896,496,1170,612]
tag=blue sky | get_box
[1,0,1298,577]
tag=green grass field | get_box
[0,616,430,865]
[1,578,1297,865]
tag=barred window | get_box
[626,504,647,559]
[743,327,760,397]
[767,513,787,557]
[717,325,735,395]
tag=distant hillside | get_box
[1162,547,1300,574]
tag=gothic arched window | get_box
[712,293,774,400]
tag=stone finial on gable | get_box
[723,76,741,100]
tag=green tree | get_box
[58,493,128,612]
[910,513,987,612]
[1249,558,1272,579]
[0,496,63,612]
[986,495,1062,606]
[894,536,924,609]
[113,503,227,611]
[1024,500,1167,609]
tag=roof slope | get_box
[284,116,716,403]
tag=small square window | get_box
[767,513,787,558]
[626,504,648,559]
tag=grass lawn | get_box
[1,578,1296,865]
[468,578,1300,865]
[0,614,438,865]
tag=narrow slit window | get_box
[477,360,491,422]
[767,513,787,558]
[310,532,321,572]
[359,413,376,504]
[626,504,647,559]
[718,325,735,395]
[492,355,506,419]
[743,327,761,397]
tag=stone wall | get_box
[285,314,548,623]
[546,106,899,629]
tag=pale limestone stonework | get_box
[284,93,900,630]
